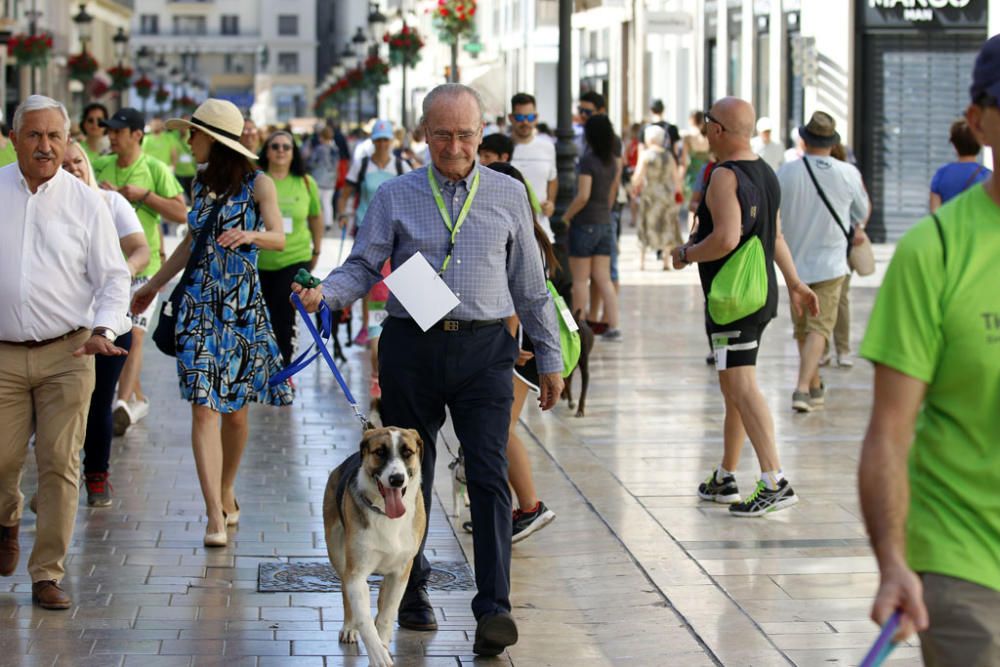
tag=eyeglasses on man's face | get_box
[513,113,537,123]
[429,129,480,144]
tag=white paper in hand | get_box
[383,252,460,331]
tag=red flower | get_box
[439,7,448,16]
[383,32,390,42]
[469,6,477,15]
[402,24,410,34]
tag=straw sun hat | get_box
[166,99,258,161]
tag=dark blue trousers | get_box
[83,331,133,474]
[379,317,517,619]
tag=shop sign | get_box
[863,0,986,29]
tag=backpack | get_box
[354,155,405,187]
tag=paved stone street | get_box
[2,229,920,666]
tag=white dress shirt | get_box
[0,164,131,341]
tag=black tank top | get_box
[693,158,780,329]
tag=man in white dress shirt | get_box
[0,96,131,610]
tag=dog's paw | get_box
[366,641,393,667]
[339,625,360,644]
[575,409,585,418]
[376,622,394,647]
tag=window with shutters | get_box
[278,15,299,36]
[140,15,159,35]
[277,52,299,74]
[221,15,239,35]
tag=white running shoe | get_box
[130,397,150,423]
[112,399,133,436]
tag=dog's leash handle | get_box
[293,268,322,290]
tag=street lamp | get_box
[112,27,129,109]
[72,3,93,54]
[551,0,577,254]
[368,3,387,40]
[352,27,367,126]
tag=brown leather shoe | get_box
[0,524,19,576]
[32,580,72,610]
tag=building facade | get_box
[131,0,317,123]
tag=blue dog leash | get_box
[269,293,374,431]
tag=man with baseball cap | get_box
[93,108,187,440]
[859,34,1000,666]
[751,117,784,172]
[777,111,870,413]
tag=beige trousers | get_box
[833,273,851,356]
[0,329,94,582]
[921,573,1000,667]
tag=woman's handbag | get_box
[802,157,876,277]
[151,198,226,357]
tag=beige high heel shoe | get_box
[225,499,240,526]
[204,512,228,547]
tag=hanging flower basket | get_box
[134,75,154,100]
[67,52,99,84]
[7,32,54,67]
[432,0,477,44]
[89,74,111,99]
[384,24,424,67]
[176,95,197,114]
[107,65,134,92]
[155,87,171,106]
[363,56,390,89]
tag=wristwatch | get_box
[678,246,688,263]
[92,327,115,342]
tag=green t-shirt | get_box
[258,174,321,271]
[173,132,197,178]
[93,153,185,277]
[80,141,106,166]
[860,184,1000,593]
[142,132,176,170]
[0,140,16,167]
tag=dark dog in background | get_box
[319,306,353,364]
[562,310,595,417]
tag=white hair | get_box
[644,124,666,147]
[420,84,484,125]
[13,95,72,136]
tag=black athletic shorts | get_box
[707,320,769,370]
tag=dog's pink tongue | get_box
[382,487,406,519]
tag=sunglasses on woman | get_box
[269,143,292,151]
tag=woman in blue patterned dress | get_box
[132,100,292,547]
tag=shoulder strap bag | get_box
[802,156,875,277]
[151,197,227,357]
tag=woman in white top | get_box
[62,140,149,507]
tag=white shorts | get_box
[129,277,158,331]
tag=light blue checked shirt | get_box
[321,162,562,375]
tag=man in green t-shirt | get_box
[859,35,1000,667]
[94,108,187,435]
[141,117,178,171]
[0,123,15,167]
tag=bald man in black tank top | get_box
[671,97,819,517]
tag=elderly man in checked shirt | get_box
[295,83,563,656]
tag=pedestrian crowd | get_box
[0,33,997,666]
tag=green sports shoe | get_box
[729,479,798,517]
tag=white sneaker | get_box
[130,397,150,423]
[112,399,133,436]
[836,355,854,368]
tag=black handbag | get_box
[152,198,226,357]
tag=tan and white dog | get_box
[323,427,426,667]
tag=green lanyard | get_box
[427,167,480,274]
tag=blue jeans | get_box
[609,207,621,282]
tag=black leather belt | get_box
[433,318,503,332]
[0,327,86,348]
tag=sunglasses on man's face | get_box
[704,111,728,133]
[513,113,537,123]
[577,107,595,117]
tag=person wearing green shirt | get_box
[859,35,1000,667]
[93,107,188,435]
[0,128,15,167]
[173,124,198,199]
[79,102,110,164]
[257,130,323,366]
[142,118,178,171]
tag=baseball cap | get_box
[371,119,393,141]
[100,108,145,131]
[756,117,773,133]
[970,34,1000,102]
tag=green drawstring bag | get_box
[546,280,581,378]
[708,235,767,325]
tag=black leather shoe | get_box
[473,611,518,656]
[397,585,438,631]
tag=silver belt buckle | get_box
[442,320,460,332]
